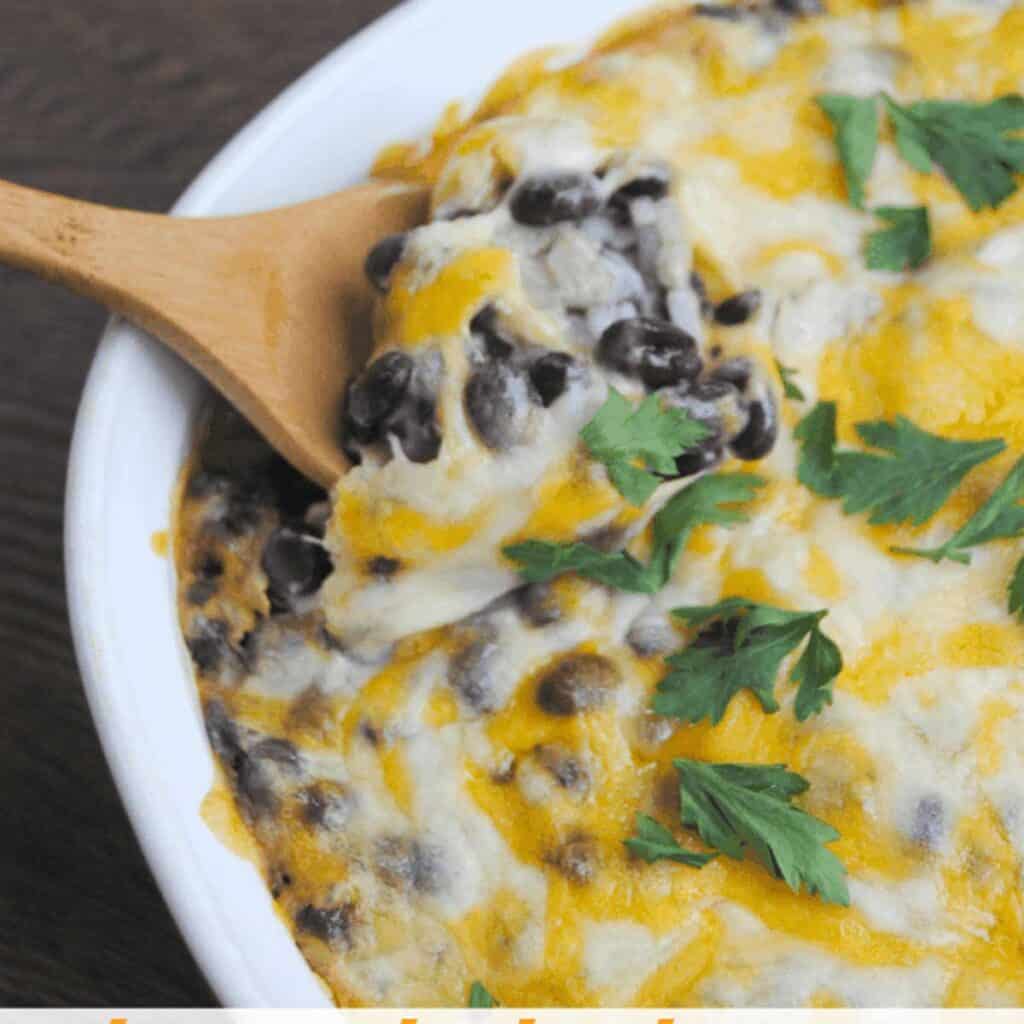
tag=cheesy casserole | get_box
[175,0,1024,1007]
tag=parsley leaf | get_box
[894,455,1024,564]
[792,627,843,720]
[817,93,879,209]
[795,401,1006,525]
[469,982,497,1008]
[775,359,806,401]
[1009,556,1024,622]
[883,94,1024,212]
[675,758,849,905]
[866,206,932,271]
[794,400,843,498]
[501,539,659,593]
[582,389,708,505]
[503,472,765,594]
[625,813,717,867]
[653,599,841,724]
[644,472,766,586]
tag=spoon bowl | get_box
[0,178,430,485]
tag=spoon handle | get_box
[0,178,245,354]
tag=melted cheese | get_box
[176,0,1024,1007]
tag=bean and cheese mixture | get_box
[175,0,1024,1007]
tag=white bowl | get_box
[65,0,648,1007]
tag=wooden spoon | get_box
[0,178,430,486]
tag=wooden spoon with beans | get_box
[0,178,430,486]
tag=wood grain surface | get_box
[0,0,400,1006]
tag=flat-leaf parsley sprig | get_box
[817,91,1024,267]
[653,598,842,725]
[468,981,497,1008]
[676,759,849,906]
[794,400,1005,526]
[625,761,849,907]
[504,472,765,595]
[625,813,717,867]
[894,455,1024,564]
[866,206,932,271]
[581,388,709,505]
[883,94,1024,212]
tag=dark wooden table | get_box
[0,0,399,1006]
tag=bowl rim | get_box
[63,0,436,1006]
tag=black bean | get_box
[515,582,562,627]
[509,172,602,226]
[464,361,537,450]
[295,903,355,950]
[186,578,219,606]
[611,166,672,203]
[250,737,302,771]
[204,701,242,764]
[195,552,224,580]
[269,866,293,899]
[186,616,234,674]
[663,380,737,477]
[301,781,355,832]
[673,443,725,478]
[552,835,598,884]
[529,352,576,407]
[265,454,327,519]
[203,704,283,820]
[367,555,401,578]
[187,469,231,501]
[388,398,442,463]
[470,305,515,360]
[346,351,414,434]
[450,639,501,714]
[536,653,621,716]
[714,289,762,326]
[911,795,945,849]
[534,744,590,794]
[375,836,444,894]
[774,0,825,15]
[364,232,407,292]
[689,271,714,318]
[359,719,382,746]
[729,394,778,461]
[694,2,747,18]
[220,479,271,538]
[709,357,753,392]
[234,755,277,819]
[596,317,702,390]
[261,527,332,612]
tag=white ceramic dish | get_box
[64,0,648,1007]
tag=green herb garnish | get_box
[866,205,932,271]
[894,455,1024,564]
[675,759,849,906]
[883,94,1024,212]
[503,472,765,594]
[624,813,717,867]
[794,401,1005,525]
[816,93,879,209]
[775,359,806,401]
[653,598,842,724]
[582,388,708,505]
[469,981,497,1008]
[1009,555,1024,622]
